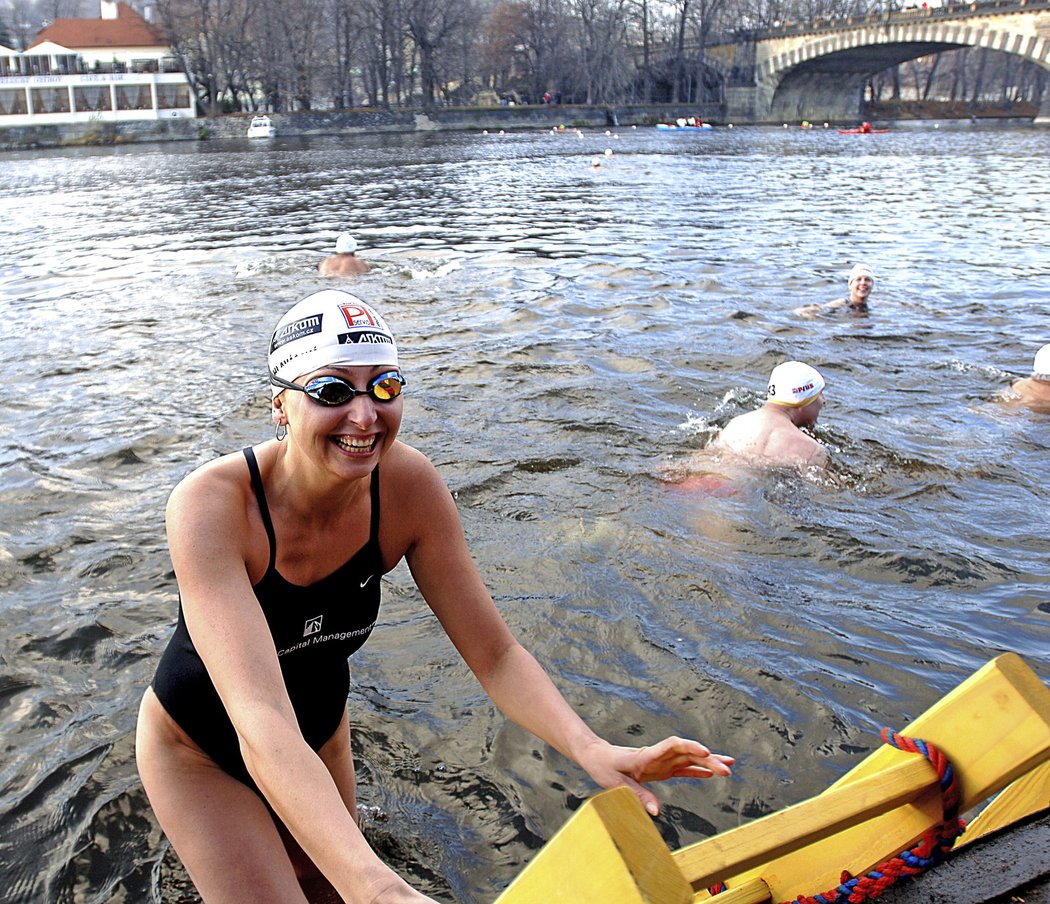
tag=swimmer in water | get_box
[319,233,370,277]
[709,361,828,469]
[999,344,1050,413]
[136,289,734,904]
[795,264,874,317]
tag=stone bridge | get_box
[703,0,1050,123]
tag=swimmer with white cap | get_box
[319,232,370,277]
[1000,343,1050,412]
[137,289,735,903]
[710,360,828,468]
[795,262,875,317]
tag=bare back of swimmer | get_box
[709,361,828,469]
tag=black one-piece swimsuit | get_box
[151,447,383,790]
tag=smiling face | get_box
[849,274,873,304]
[275,363,403,479]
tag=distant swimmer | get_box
[795,263,874,317]
[1000,344,1050,412]
[709,361,828,469]
[318,233,370,277]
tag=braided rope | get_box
[708,729,966,903]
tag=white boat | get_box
[246,115,275,138]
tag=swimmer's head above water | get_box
[846,263,874,306]
[334,233,358,254]
[847,263,874,287]
[1033,343,1050,381]
[767,361,825,407]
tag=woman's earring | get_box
[275,423,288,442]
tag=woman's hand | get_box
[577,736,734,817]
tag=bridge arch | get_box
[735,5,1050,122]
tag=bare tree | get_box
[500,0,574,104]
[274,0,329,110]
[567,0,632,103]
[624,0,659,101]
[7,0,41,48]
[156,0,248,116]
[357,0,407,106]
[403,0,467,108]
[331,0,367,106]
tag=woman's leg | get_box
[136,689,309,903]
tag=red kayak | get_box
[839,121,889,134]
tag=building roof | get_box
[24,40,77,56]
[30,4,166,51]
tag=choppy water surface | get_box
[1,124,1048,903]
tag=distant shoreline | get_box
[0,100,1041,151]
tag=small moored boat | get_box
[246,115,275,139]
[656,120,713,131]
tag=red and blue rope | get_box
[707,728,966,903]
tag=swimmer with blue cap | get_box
[1000,343,1050,412]
[711,361,828,468]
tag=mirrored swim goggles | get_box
[270,370,406,406]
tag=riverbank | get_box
[0,99,1041,150]
[864,98,1040,121]
[0,103,709,151]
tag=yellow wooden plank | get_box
[672,757,934,889]
[674,653,1050,901]
[494,786,692,904]
[958,759,1050,847]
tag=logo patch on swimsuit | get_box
[303,615,323,637]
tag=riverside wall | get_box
[0,99,1038,150]
[0,103,722,150]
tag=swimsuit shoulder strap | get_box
[369,465,381,546]
[242,447,277,573]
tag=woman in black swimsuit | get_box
[136,289,734,903]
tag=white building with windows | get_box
[0,1,195,127]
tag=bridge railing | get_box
[711,0,1049,44]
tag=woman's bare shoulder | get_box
[166,450,257,533]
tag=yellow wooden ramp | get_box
[494,653,1050,904]
[494,787,692,904]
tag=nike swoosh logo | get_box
[360,575,374,588]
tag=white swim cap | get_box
[269,290,398,397]
[767,361,825,407]
[334,233,357,254]
[848,263,874,286]
[1034,343,1050,379]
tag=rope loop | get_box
[708,728,966,903]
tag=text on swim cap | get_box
[338,331,394,346]
[271,345,318,377]
[271,314,323,353]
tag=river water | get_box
[1,123,1048,903]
